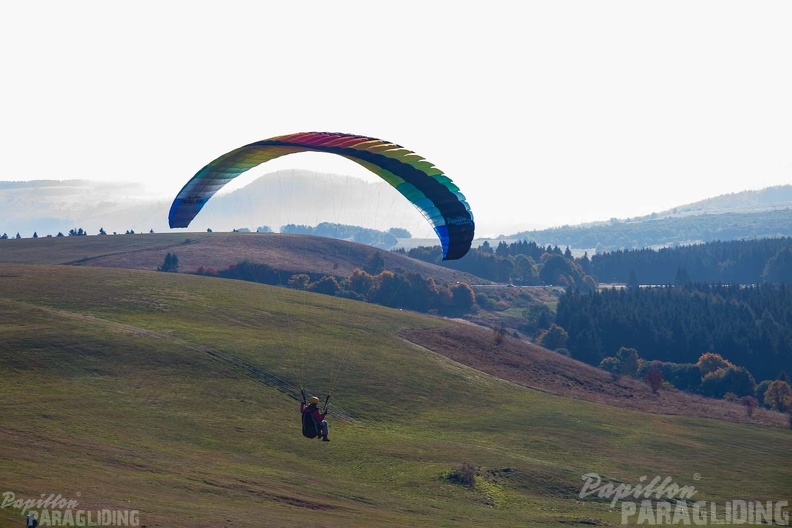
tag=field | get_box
[0,236,790,527]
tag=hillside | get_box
[0,231,484,285]
[1,264,790,527]
[507,185,792,251]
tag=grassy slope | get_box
[0,231,483,284]
[1,264,790,528]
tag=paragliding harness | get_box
[301,389,330,439]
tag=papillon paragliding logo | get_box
[2,491,140,526]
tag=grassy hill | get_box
[0,231,484,284]
[1,261,790,527]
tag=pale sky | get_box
[2,1,790,238]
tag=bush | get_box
[754,380,772,407]
[650,362,701,392]
[700,366,756,399]
[446,462,477,487]
[157,252,179,272]
[493,325,507,345]
[644,367,663,394]
[741,395,758,418]
[599,357,621,380]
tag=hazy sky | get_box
[2,1,790,237]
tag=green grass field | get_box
[1,264,790,527]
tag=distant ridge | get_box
[505,185,792,251]
[3,176,790,251]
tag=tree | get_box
[700,366,756,398]
[754,379,772,407]
[348,269,374,298]
[524,303,552,330]
[763,380,792,412]
[539,254,587,287]
[513,254,539,285]
[449,282,476,315]
[616,347,640,377]
[599,357,621,380]
[644,366,663,393]
[288,274,310,290]
[388,227,411,238]
[493,325,507,345]
[627,269,639,290]
[741,395,758,418]
[697,352,733,375]
[674,266,691,286]
[537,324,569,351]
[157,252,179,272]
[363,252,386,276]
[309,276,340,296]
[33,232,38,239]
[99,227,107,235]
[763,247,792,283]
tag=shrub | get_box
[157,252,179,272]
[754,380,772,407]
[741,395,758,418]
[644,367,663,394]
[493,325,507,345]
[599,357,621,380]
[446,462,477,487]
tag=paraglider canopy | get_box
[169,132,475,260]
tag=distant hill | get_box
[5,177,789,253]
[507,185,792,251]
[652,184,792,217]
[0,231,484,286]
[0,171,430,239]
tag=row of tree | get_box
[405,237,791,287]
[282,223,409,248]
[193,252,476,316]
[554,283,792,383]
[588,237,792,284]
[404,243,597,290]
[596,347,792,412]
[2,227,150,238]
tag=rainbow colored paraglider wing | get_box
[168,132,475,260]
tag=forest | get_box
[588,236,792,284]
[408,236,792,287]
[554,283,792,384]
